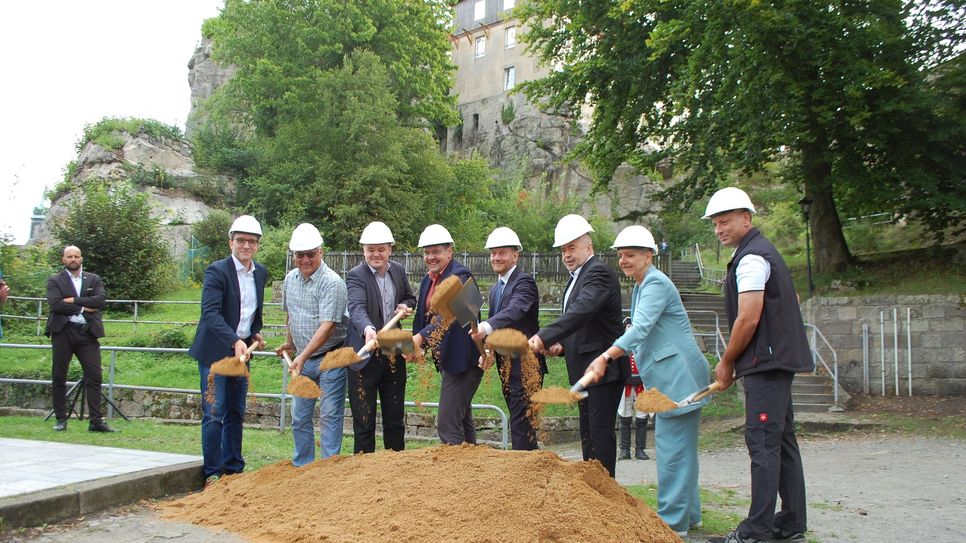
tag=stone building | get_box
[445,0,665,225]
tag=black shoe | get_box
[635,448,650,460]
[53,419,68,432]
[771,530,806,543]
[707,530,767,543]
[88,421,118,433]
[618,448,631,460]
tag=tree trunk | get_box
[801,140,853,274]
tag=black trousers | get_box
[578,378,623,477]
[347,353,407,453]
[50,325,103,423]
[496,353,544,450]
[738,370,808,539]
[437,366,484,445]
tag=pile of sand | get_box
[162,445,680,543]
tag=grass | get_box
[625,483,745,537]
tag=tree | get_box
[52,181,173,301]
[518,0,965,273]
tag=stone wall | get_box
[0,384,580,445]
[803,294,965,395]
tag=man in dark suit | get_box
[45,245,114,433]
[470,227,546,450]
[411,224,482,445]
[188,215,268,485]
[528,215,628,477]
[345,221,416,453]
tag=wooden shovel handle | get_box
[470,321,488,361]
[692,381,725,403]
[239,341,260,364]
[280,350,294,370]
[378,308,408,333]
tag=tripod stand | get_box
[44,378,129,422]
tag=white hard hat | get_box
[229,215,262,236]
[289,223,324,251]
[417,224,455,248]
[552,214,594,247]
[359,221,395,245]
[702,187,757,219]
[484,226,522,250]
[611,225,658,253]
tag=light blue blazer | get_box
[613,266,710,418]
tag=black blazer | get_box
[345,260,417,368]
[413,259,480,374]
[45,269,106,338]
[188,256,268,366]
[536,255,628,385]
[486,266,546,374]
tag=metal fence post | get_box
[133,301,139,334]
[36,300,42,336]
[108,350,117,419]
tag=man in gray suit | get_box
[345,222,416,453]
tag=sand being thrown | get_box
[162,445,681,543]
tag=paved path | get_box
[559,434,966,543]
[0,438,198,498]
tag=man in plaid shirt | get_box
[276,223,348,465]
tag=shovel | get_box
[281,351,322,399]
[530,373,594,405]
[448,277,488,358]
[676,381,725,408]
[320,308,409,370]
[210,341,259,377]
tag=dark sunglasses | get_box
[294,249,320,259]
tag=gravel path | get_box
[604,434,966,542]
[3,434,963,543]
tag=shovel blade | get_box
[451,277,484,327]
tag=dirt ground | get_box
[3,395,965,543]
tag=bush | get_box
[51,180,174,301]
[77,117,183,152]
[150,327,192,349]
[0,243,59,336]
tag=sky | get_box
[0,0,225,244]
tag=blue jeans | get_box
[291,355,346,466]
[199,361,248,478]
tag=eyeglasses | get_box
[232,237,260,247]
[294,249,320,259]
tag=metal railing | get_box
[686,309,723,359]
[692,243,726,286]
[803,323,841,409]
[0,343,509,448]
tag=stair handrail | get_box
[804,323,841,409]
[693,243,726,286]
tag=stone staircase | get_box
[792,373,849,413]
[668,260,703,291]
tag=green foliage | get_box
[518,0,966,273]
[150,327,192,349]
[0,243,59,335]
[51,180,174,301]
[204,0,457,129]
[190,120,256,176]
[249,224,291,282]
[77,117,183,152]
[191,209,233,266]
[501,101,516,125]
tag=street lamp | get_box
[799,196,815,297]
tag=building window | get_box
[474,0,485,21]
[504,0,515,10]
[504,66,516,90]
[475,36,486,58]
[505,26,516,48]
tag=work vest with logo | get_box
[724,228,813,377]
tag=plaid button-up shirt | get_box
[282,262,348,358]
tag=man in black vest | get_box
[704,188,810,543]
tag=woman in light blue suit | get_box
[584,225,710,538]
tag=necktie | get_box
[491,278,505,316]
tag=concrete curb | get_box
[0,460,202,530]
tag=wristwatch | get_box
[622,317,632,327]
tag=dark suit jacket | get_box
[345,260,417,370]
[188,256,268,366]
[486,266,547,374]
[536,255,628,386]
[412,259,480,375]
[45,270,106,338]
